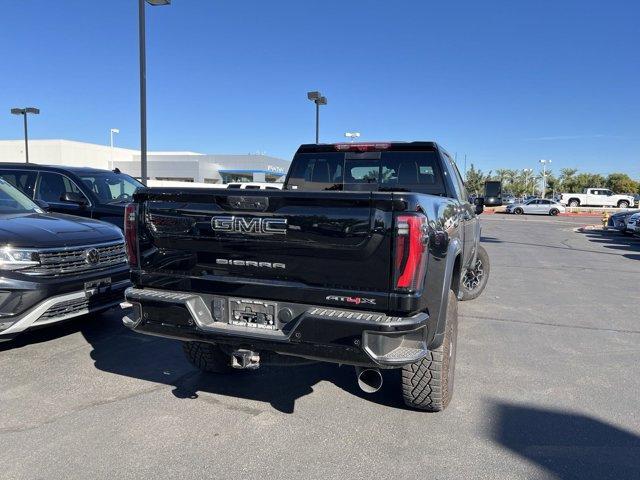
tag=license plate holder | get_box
[228,298,277,330]
[84,277,112,297]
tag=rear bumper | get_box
[124,287,433,368]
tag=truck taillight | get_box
[393,213,429,292]
[124,203,138,267]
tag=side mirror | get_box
[61,192,88,206]
[34,199,50,211]
[474,197,484,215]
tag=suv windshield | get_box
[79,173,143,204]
[285,150,446,195]
[0,179,42,215]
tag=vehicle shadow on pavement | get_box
[480,236,502,243]
[578,229,640,260]
[0,315,93,352]
[79,311,410,414]
[490,401,640,480]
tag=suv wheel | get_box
[183,342,233,373]
[402,290,458,412]
[618,200,630,209]
[460,245,490,301]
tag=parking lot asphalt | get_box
[1,215,639,480]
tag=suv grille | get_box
[23,242,127,277]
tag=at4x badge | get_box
[326,295,376,306]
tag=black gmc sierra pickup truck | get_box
[123,142,490,411]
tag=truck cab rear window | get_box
[286,151,446,195]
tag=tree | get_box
[464,164,488,196]
[463,164,639,197]
[558,168,578,193]
[605,173,638,194]
[573,173,606,192]
[494,169,509,184]
[545,172,559,197]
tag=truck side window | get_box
[444,153,467,202]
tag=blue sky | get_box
[1,0,638,177]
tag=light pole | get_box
[539,159,552,198]
[307,91,327,144]
[110,128,120,170]
[345,132,360,143]
[10,107,40,163]
[139,0,170,185]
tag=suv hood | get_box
[0,213,123,248]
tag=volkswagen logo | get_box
[85,248,100,265]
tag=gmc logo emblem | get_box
[211,216,288,235]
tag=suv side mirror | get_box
[61,192,88,206]
[474,197,484,215]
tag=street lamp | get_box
[539,159,552,198]
[10,107,40,163]
[110,128,120,170]
[307,91,327,144]
[139,0,170,185]
[345,132,360,143]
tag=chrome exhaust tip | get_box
[355,367,383,393]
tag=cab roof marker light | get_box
[334,143,391,152]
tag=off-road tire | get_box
[618,200,630,209]
[460,245,490,301]
[549,208,559,216]
[183,342,233,373]
[402,291,458,412]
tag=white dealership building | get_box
[0,139,290,184]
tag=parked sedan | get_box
[505,198,566,216]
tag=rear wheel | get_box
[402,290,458,412]
[549,208,559,216]
[514,207,523,215]
[460,245,490,301]
[183,342,233,373]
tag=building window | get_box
[221,173,253,183]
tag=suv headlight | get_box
[0,248,40,271]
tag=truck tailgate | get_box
[135,189,397,310]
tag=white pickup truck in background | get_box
[560,188,634,208]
